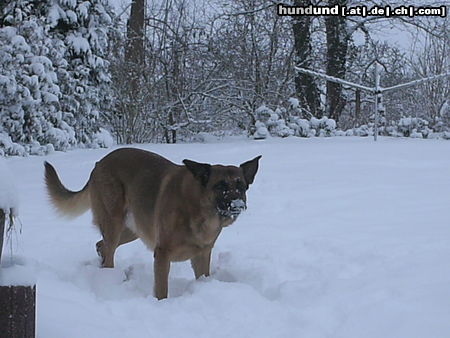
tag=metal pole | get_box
[374,63,380,141]
[294,66,376,93]
[294,65,450,142]
[382,72,450,92]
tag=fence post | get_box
[0,209,36,338]
[374,63,380,141]
[0,285,36,338]
[0,209,4,264]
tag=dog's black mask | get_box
[183,155,262,220]
[214,178,247,219]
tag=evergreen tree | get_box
[0,0,75,155]
[46,0,114,145]
[0,0,115,155]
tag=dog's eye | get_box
[214,181,229,191]
[236,180,246,192]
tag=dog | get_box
[44,148,261,299]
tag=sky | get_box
[108,0,447,54]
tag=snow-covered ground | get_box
[1,137,450,337]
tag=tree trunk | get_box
[123,0,146,143]
[292,0,322,118]
[355,89,361,122]
[325,0,348,121]
[125,0,145,70]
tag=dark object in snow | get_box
[0,209,4,264]
[0,285,36,338]
[0,209,35,338]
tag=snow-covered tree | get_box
[0,0,75,155]
[46,0,114,145]
[0,0,115,155]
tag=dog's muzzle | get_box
[218,199,247,219]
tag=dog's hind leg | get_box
[94,216,124,268]
[90,175,126,268]
[97,227,138,260]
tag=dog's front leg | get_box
[154,247,170,300]
[191,248,212,279]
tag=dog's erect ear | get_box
[240,155,262,186]
[183,159,211,187]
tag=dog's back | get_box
[45,148,176,261]
[45,148,176,218]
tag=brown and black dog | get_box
[44,148,261,299]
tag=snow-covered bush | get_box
[253,103,339,139]
[441,131,450,140]
[252,100,450,141]
[290,116,337,137]
[255,105,273,124]
[396,117,429,138]
[271,113,294,138]
[0,133,26,157]
[253,121,269,140]
[310,117,337,136]
[352,124,373,137]
[92,128,115,148]
[254,106,292,139]
[287,97,303,117]
[290,117,311,137]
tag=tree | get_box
[47,0,115,145]
[324,0,348,121]
[292,0,322,118]
[0,0,116,155]
[0,0,75,155]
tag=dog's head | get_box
[183,155,261,222]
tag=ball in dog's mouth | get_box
[217,199,247,219]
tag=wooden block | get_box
[0,285,36,338]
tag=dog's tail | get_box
[44,161,90,218]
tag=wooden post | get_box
[0,285,36,338]
[355,89,361,122]
[0,209,4,264]
[0,209,36,338]
[374,62,380,141]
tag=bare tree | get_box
[324,0,349,121]
[108,0,147,144]
[408,17,449,126]
[292,0,322,118]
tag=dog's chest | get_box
[190,217,222,247]
[169,220,221,262]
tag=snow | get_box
[92,128,115,148]
[288,97,299,109]
[2,137,450,337]
[254,121,269,139]
[67,35,90,54]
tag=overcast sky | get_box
[108,0,447,55]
